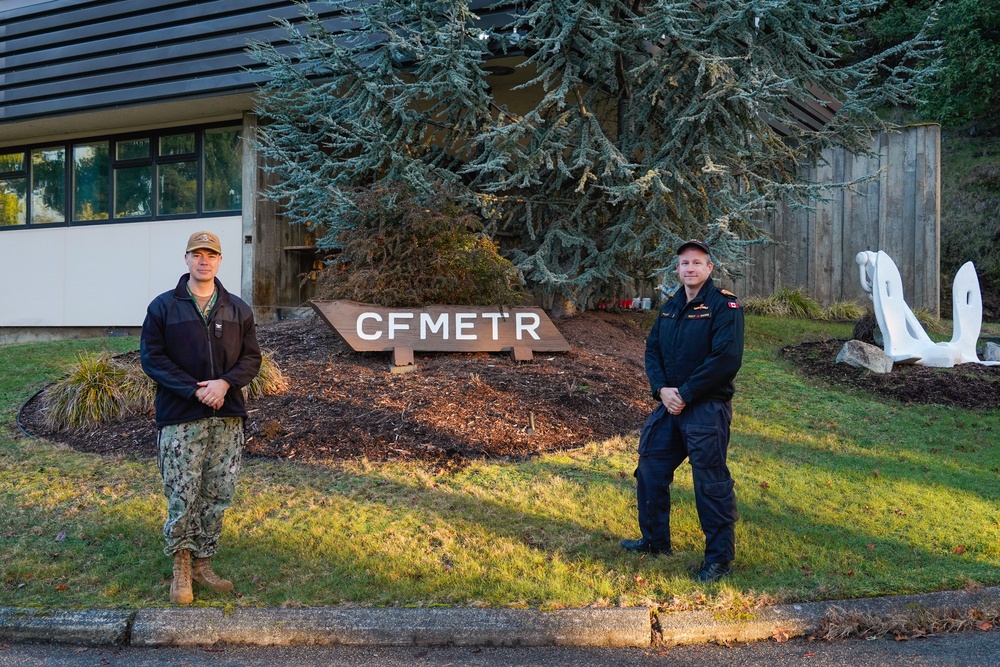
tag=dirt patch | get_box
[18,318,1000,464]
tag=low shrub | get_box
[745,289,865,322]
[316,183,526,308]
[824,301,865,322]
[246,350,288,399]
[43,353,154,431]
[743,287,825,319]
[43,351,287,430]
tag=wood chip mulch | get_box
[18,311,655,464]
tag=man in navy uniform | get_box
[141,231,261,604]
[621,239,745,583]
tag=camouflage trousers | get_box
[156,417,244,558]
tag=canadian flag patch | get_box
[728,301,739,308]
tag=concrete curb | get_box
[657,587,1000,645]
[1,587,997,648]
[130,607,651,647]
[0,608,132,646]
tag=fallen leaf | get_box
[979,621,993,631]
[894,633,909,641]
[54,584,69,591]
[772,627,790,643]
[803,651,817,657]
[868,543,875,551]
[954,545,966,555]
[759,481,770,489]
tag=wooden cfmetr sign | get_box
[310,300,570,364]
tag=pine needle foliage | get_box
[250,0,939,305]
[315,184,526,307]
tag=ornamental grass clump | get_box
[743,287,825,319]
[246,350,288,399]
[43,353,154,431]
[43,350,286,431]
[823,301,865,322]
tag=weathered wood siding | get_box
[726,124,941,314]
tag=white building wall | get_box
[0,217,243,327]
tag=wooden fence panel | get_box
[728,124,940,315]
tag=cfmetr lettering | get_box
[356,310,541,341]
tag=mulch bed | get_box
[18,311,654,464]
[18,317,1000,464]
[779,339,1000,409]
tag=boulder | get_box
[836,340,894,374]
[982,341,1000,362]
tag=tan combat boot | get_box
[170,549,193,604]
[192,557,234,593]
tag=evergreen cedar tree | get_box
[250,0,939,306]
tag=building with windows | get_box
[0,1,511,338]
[1,1,939,340]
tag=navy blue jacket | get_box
[645,277,744,405]
[140,274,261,428]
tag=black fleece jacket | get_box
[140,274,261,428]
[644,277,744,405]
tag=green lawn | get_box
[1,317,997,611]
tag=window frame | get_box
[0,121,243,230]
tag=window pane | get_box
[116,138,149,161]
[158,161,197,215]
[0,151,26,174]
[114,165,152,218]
[204,127,242,212]
[73,142,110,221]
[160,133,195,156]
[31,147,66,224]
[0,178,27,226]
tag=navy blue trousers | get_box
[634,401,738,563]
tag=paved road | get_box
[2,630,997,667]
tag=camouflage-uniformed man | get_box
[140,231,261,604]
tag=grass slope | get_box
[0,318,997,611]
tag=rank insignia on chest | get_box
[693,304,709,311]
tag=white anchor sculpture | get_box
[855,250,999,367]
